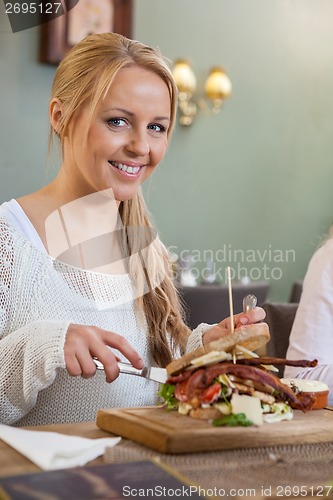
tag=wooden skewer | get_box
[227,266,234,333]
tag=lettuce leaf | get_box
[212,412,253,427]
[158,383,178,409]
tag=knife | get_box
[94,359,168,384]
[95,295,258,381]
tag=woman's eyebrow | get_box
[154,116,171,123]
[101,107,134,116]
[101,108,170,122]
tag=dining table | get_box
[1,416,333,499]
[0,421,110,478]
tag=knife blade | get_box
[94,359,167,384]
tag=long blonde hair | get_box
[50,32,190,366]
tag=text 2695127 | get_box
[5,2,62,14]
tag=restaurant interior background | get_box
[1,0,333,302]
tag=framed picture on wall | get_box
[40,0,133,65]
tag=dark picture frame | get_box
[39,0,133,65]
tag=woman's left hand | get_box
[202,306,266,346]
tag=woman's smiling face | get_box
[61,65,171,202]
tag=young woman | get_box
[0,33,264,426]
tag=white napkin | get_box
[0,424,121,470]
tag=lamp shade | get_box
[205,67,232,101]
[172,60,197,96]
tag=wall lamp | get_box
[172,59,232,126]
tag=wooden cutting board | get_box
[96,406,333,454]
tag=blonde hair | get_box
[51,32,177,142]
[50,32,190,366]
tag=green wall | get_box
[1,0,333,302]
[136,0,333,301]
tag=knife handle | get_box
[117,361,144,376]
[93,358,144,376]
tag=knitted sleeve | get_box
[0,219,70,424]
[185,322,213,353]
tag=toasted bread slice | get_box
[189,407,222,420]
[167,322,270,376]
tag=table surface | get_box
[0,421,111,478]
[1,419,333,495]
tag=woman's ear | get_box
[49,98,63,135]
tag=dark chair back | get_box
[289,280,303,303]
[262,302,298,376]
[179,281,270,330]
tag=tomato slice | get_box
[199,382,221,404]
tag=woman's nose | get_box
[126,129,150,156]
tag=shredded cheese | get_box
[235,345,279,373]
[190,350,232,367]
[231,393,263,426]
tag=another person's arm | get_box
[285,238,333,404]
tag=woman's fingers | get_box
[234,306,266,328]
[202,323,230,345]
[65,353,83,377]
[65,346,100,379]
[101,331,144,370]
[219,306,266,330]
[202,306,266,345]
[90,344,121,383]
[64,324,143,383]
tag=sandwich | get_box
[159,323,318,426]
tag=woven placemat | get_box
[105,440,333,494]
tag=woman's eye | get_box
[148,123,167,133]
[107,118,127,127]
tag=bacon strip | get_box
[170,363,315,412]
[236,357,318,367]
[205,363,315,411]
[167,370,192,384]
[174,368,206,404]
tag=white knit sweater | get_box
[0,203,208,426]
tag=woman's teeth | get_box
[110,161,140,174]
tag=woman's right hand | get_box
[64,324,144,383]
